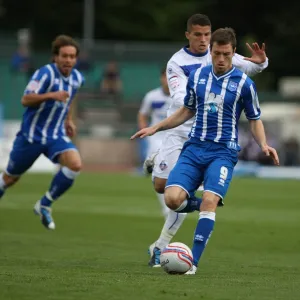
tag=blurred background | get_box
[1,2,300,298]
[0,0,299,177]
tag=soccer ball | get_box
[160,242,193,274]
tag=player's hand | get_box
[261,145,280,166]
[65,120,77,137]
[51,91,69,102]
[130,127,156,139]
[243,42,267,64]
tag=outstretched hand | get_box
[261,145,280,166]
[243,42,267,64]
[130,127,157,140]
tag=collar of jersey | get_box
[53,63,71,81]
[211,66,235,80]
[183,46,208,57]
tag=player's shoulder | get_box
[231,67,255,91]
[71,68,85,87]
[144,87,162,99]
[233,67,254,83]
[34,64,54,76]
[167,47,191,67]
[191,64,211,78]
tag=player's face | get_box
[185,25,211,54]
[55,46,77,76]
[211,42,235,75]
[160,72,169,94]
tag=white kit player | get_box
[138,67,172,218]
[145,14,269,267]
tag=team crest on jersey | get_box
[168,67,172,74]
[228,81,238,92]
[159,160,168,171]
[205,93,223,114]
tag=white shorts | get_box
[146,134,163,158]
[152,133,187,179]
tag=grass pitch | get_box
[0,173,299,300]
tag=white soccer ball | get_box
[160,242,193,275]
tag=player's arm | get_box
[233,42,268,76]
[131,71,196,139]
[131,107,194,139]
[138,93,151,129]
[65,96,77,138]
[242,82,279,165]
[166,60,188,108]
[138,113,149,129]
[21,67,68,107]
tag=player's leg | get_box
[148,135,187,266]
[153,135,203,213]
[186,151,238,275]
[148,140,203,267]
[34,138,81,229]
[147,136,169,218]
[164,142,204,213]
[0,134,43,198]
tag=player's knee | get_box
[201,194,219,211]
[164,187,185,210]
[153,177,166,194]
[3,173,20,187]
[61,166,81,179]
[67,161,82,172]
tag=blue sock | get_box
[192,211,215,266]
[174,195,202,213]
[0,188,5,198]
[40,167,79,207]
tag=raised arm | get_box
[233,42,268,77]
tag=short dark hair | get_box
[51,35,80,56]
[187,14,211,32]
[210,27,237,50]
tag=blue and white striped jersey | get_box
[139,87,172,126]
[184,65,260,145]
[21,63,84,144]
[166,46,267,138]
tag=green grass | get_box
[0,173,300,300]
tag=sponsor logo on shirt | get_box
[26,80,39,92]
[169,76,179,91]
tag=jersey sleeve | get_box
[139,92,152,115]
[24,66,52,95]
[166,59,188,109]
[242,81,261,120]
[184,70,197,111]
[74,69,85,88]
[232,53,269,77]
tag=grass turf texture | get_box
[0,173,299,300]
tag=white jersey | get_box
[166,46,268,138]
[139,87,172,156]
[139,87,172,127]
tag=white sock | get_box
[0,172,6,190]
[156,192,170,219]
[155,210,187,250]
